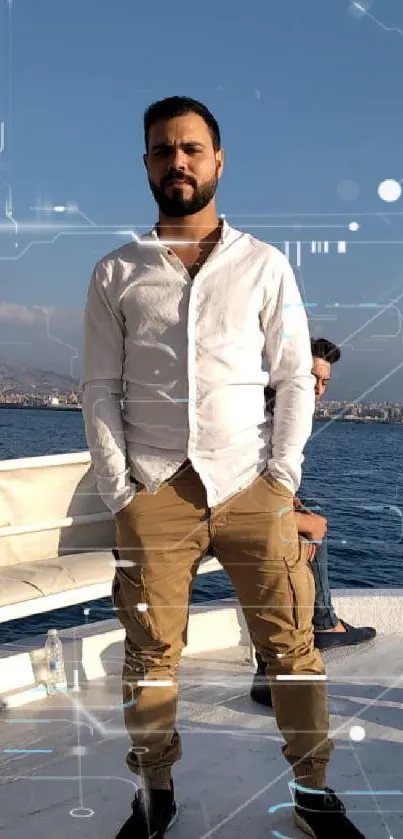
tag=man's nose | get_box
[170,147,187,168]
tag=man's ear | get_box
[143,153,148,171]
[216,148,224,180]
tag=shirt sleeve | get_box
[261,250,315,494]
[80,264,136,515]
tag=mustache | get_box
[162,172,196,188]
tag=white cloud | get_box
[0,301,82,327]
[0,302,40,324]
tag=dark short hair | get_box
[144,96,221,152]
[310,337,341,365]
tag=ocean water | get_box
[1,408,402,642]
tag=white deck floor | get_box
[1,637,402,839]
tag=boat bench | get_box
[0,550,222,624]
[0,451,222,624]
[0,550,116,623]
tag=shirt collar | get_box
[143,215,229,246]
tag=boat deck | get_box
[1,636,402,838]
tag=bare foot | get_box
[318,621,346,633]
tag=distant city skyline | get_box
[1,0,403,400]
[1,357,403,407]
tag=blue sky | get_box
[1,0,403,400]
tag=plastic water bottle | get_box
[45,629,67,694]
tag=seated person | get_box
[251,337,376,708]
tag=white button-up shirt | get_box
[81,220,315,515]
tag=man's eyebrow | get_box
[150,140,206,152]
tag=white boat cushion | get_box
[0,551,114,606]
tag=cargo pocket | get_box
[284,543,315,631]
[114,568,165,650]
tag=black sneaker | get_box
[250,652,273,708]
[294,786,365,838]
[115,781,178,838]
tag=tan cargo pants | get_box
[113,462,333,789]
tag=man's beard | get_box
[148,171,218,217]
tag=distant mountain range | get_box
[0,362,79,395]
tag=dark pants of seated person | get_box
[297,496,338,631]
[309,534,338,630]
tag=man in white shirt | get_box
[81,96,365,839]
